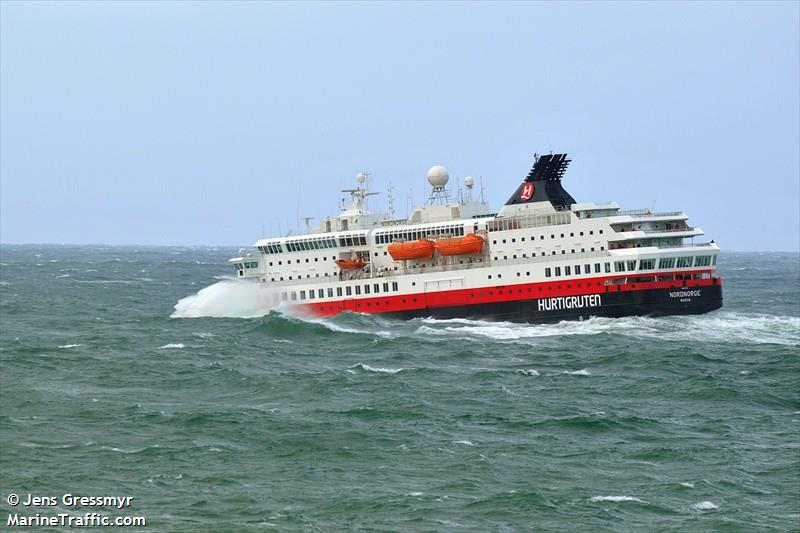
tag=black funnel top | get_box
[504,153,576,208]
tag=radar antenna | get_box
[426,165,451,205]
[387,181,395,219]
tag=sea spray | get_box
[171,279,280,318]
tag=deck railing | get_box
[614,209,684,217]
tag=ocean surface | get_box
[0,245,798,532]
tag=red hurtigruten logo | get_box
[520,183,535,201]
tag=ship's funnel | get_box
[504,153,576,208]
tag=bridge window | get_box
[565,266,571,276]
[383,283,389,292]
[605,262,611,273]
[658,257,675,269]
[676,256,693,268]
[364,285,370,294]
[355,286,361,295]
[574,265,581,275]
[555,267,561,276]
[639,259,655,270]
[627,261,636,271]
[337,287,343,297]
[346,286,352,296]
[615,261,626,272]
[392,282,398,291]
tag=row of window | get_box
[375,224,466,245]
[259,244,284,254]
[259,234,368,255]
[494,246,606,261]
[486,211,571,232]
[546,262,612,278]
[491,229,603,246]
[542,255,717,278]
[284,281,400,301]
[233,261,259,270]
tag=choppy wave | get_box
[590,495,645,503]
[350,363,404,374]
[2,247,798,532]
[692,501,719,510]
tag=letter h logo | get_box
[520,183,535,201]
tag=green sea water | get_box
[1,246,798,531]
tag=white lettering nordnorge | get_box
[669,290,701,298]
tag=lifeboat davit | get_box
[434,233,485,256]
[387,238,435,261]
[335,257,366,270]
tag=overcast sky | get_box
[1,1,798,251]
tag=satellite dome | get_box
[426,165,449,188]
[464,176,474,188]
[356,173,366,184]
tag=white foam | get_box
[590,495,644,503]
[172,280,280,318]
[413,313,800,346]
[58,344,83,349]
[299,313,395,338]
[159,343,185,349]
[406,492,424,497]
[564,369,591,376]
[454,440,475,446]
[517,369,539,376]
[680,482,695,488]
[351,363,403,374]
[692,501,719,510]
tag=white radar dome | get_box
[426,165,450,188]
[464,176,474,188]
[356,173,366,184]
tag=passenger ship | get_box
[229,153,722,322]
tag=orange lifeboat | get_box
[335,257,366,270]
[387,238,435,261]
[434,233,485,256]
